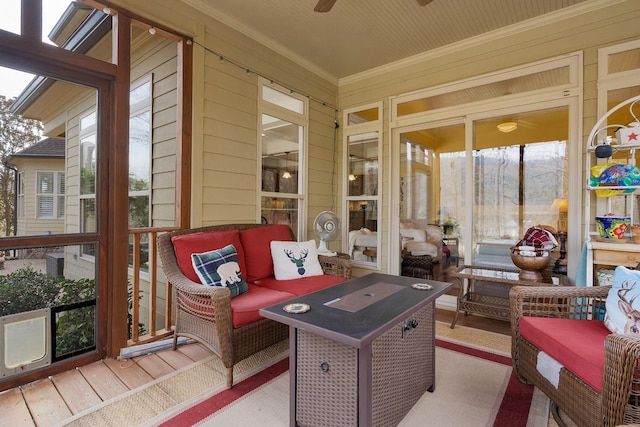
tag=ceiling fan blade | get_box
[416,0,434,5]
[314,0,337,12]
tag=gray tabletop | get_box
[260,272,451,348]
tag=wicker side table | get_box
[401,253,434,279]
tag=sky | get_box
[1,0,73,98]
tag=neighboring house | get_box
[5,137,66,238]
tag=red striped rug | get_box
[155,339,546,427]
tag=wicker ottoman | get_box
[402,254,434,279]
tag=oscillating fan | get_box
[314,211,340,256]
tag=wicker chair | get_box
[510,285,640,427]
[158,223,352,388]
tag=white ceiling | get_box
[180,0,592,82]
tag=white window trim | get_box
[17,171,24,219]
[390,53,581,125]
[342,101,383,270]
[257,77,309,238]
[35,170,65,219]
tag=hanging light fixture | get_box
[282,152,292,179]
[497,121,518,133]
[348,155,357,181]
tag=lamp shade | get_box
[551,198,568,213]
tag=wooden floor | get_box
[0,307,510,426]
[0,341,213,427]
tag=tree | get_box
[0,95,43,236]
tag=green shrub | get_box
[0,266,63,316]
[55,277,96,358]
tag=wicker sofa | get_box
[510,284,640,427]
[158,223,352,388]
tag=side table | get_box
[449,265,569,328]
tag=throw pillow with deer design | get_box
[604,266,640,335]
[270,240,324,280]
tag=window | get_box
[259,79,308,237]
[80,110,97,256]
[128,77,152,270]
[343,103,382,268]
[36,171,65,219]
[17,172,24,219]
[128,77,152,229]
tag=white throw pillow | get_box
[604,266,640,335]
[270,240,324,280]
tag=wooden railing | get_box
[127,227,179,346]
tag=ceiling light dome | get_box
[497,121,518,133]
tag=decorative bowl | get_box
[510,251,551,281]
[595,216,630,240]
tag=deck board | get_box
[78,360,129,400]
[103,358,154,389]
[133,353,175,379]
[176,343,212,361]
[0,388,35,427]
[156,345,208,369]
[50,369,102,414]
[20,379,72,426]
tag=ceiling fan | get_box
[314,0,434,13]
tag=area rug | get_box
[150,338,549,427]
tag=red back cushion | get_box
[240,225,292,281]
[171,229,246,283]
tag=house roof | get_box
[8,137,66,161]
[10,3,111,115]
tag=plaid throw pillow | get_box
[191,244,248,298]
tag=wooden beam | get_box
[22,0,42,43]
[106,11,131,357]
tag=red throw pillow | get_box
[240,225,292,281]
[171,229,246,283]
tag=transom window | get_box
[258,79,308,238]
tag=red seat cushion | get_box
[230,283,294,328]
[240,225,292,282]
[253,274,346,296]
[520,317,610,391]
[171,230,246,283]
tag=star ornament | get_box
[628,131,639,142]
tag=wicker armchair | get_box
[158,224,352,388]
[510,285,640,427]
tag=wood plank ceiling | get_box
[180,0,592,81]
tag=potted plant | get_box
[442,215,457,236]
